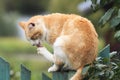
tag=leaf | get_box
[109,71,114,79]
[99,71,104,76]
[82,66,90,75]
[110,51,117,58]
[105,70,110,77]
[111,62,118,70]
[118,9,120,17]
[114,30,120,41]
[110,16,120,28]
[95,64,107,70]
[95,57,102,62]
[99,8,115,26]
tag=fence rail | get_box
[0,45,110,80]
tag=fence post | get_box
[42,73,51,80]
[0,57,10,80]
[52,71,75,80]
[98,44,110,63]
[21,64,31,80]
[0,44,111,80]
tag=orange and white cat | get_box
[19,13,98,80]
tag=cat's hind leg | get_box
[37,46,64,72]
[48,63,62,72]
[48,49,64,72]
[48,36,71,72]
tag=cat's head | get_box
[19,16,45,47]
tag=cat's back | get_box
[44,13,97,36]
[43,13,82,25]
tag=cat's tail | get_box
[70,66,83,80]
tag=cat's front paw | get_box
[37,47,45,54]
[37,47,41,54]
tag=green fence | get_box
[0,57,31,80]
[0,45,110,80]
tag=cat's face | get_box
[19,16,44,47]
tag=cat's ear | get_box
[19,21,26,30]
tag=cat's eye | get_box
[28,23,35,29]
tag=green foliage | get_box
[90,0,120,41]
[114,31,120,41]
[110,14,120,28]
[98,8,115,27]
[82,51,120,80]
[82,45,120,80]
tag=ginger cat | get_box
[19,13,98,80]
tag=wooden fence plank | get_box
[98,44,110,63]
[68,71,75,79]
[0,44,111,80]
[0,57,10,80]
[53,71,75,80]
[42,73,51,80]
[21,64,31,80]
[53,72,68,80]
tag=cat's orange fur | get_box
[19,13,98,80]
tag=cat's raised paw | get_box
[37,47,46,54]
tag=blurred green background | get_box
[0,0,119,80]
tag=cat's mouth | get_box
[36,42,43,47]
[32,42,43,47]
[36,42,42,47]
[29,39,43,48]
